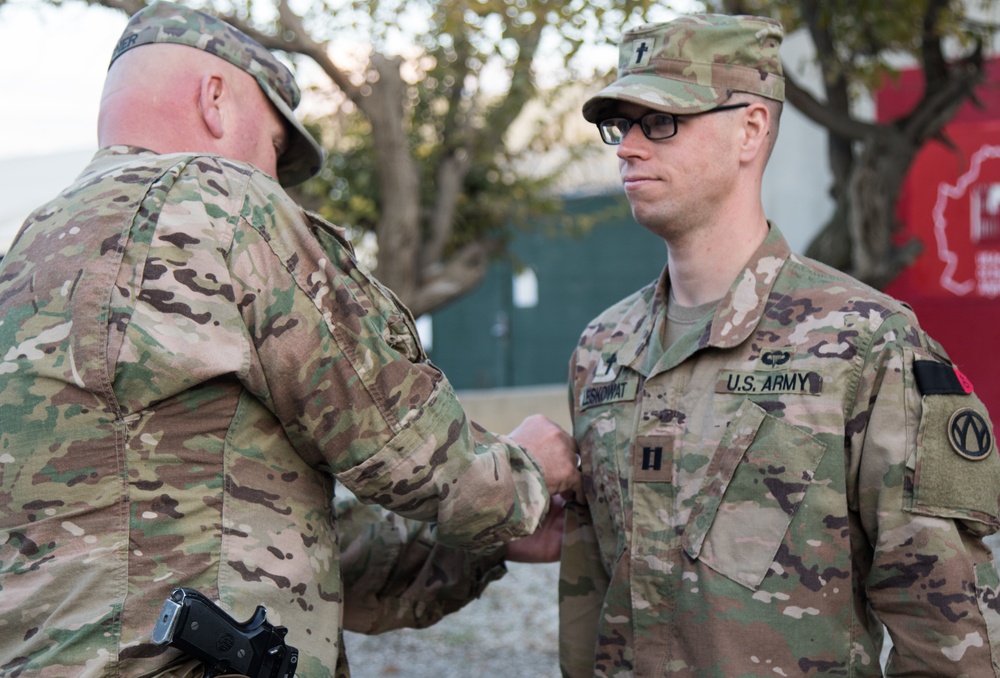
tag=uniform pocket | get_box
[579,409,628,561]
[682,399,827,589]
[306,210,426,363]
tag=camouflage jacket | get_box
[0,147,548,677]
[336,485,507,638]
[559,225,1000,677]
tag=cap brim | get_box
[582,73,730,122]
[262,84,326,187]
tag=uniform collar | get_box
[81,146,166,180]
[616,223,791,377]
[93,145,160,162]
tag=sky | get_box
[0,1,692,162]
[0,0,636,247]
[0,2,128,161]
[0,2,130,247]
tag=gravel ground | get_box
[343,562,562,678]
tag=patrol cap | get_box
[110,1,325,187]
[582,13,785,122]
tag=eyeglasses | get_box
[596,103,751,145]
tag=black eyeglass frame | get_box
[596,102,751,145]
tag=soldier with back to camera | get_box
[0,3,580,676]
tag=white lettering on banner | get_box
[933,144,1000,296]
[971,183,1000,243]
[976,250,1000,297]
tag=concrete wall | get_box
[456,384,570,434]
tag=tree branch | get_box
[422,15,546,289]
[783,70,878,141]
[422,32,476,271]
[484,17,546,136]
[366,53,422,301]
[423,151,471,271]
[412,240,500,316]
[920,0,951,91]
[218,0,360,101]
[902,37,983,146]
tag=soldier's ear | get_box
[198,74,226,140]
[738,101,770,164]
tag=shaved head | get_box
[98,43,288,180]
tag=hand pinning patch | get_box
[948,408,995,461]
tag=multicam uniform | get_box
[559,225,1000,677]
[336,488,508,638]
[0,147,548,677]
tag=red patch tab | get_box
[914,360,975,396]
[954,366,974,394]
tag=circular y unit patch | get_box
[948,408,995,460]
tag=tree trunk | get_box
[361,53,423,306]
[805,127,923,287]
[844,130,924,288]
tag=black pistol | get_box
[152,588,298,678]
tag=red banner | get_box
[894,122,1000,299]
[879,61,1000,426]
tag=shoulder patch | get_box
[911,392,1000,525]
[949,408,995,461]
[914,360,974,396]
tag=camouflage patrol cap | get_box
[582,13,785,122]
[110,1,324,187]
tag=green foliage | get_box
[296,95,565,256]
[296,116,379,233]
[713,0,996,287]
[716,0,984,92]
[296,0,666,258]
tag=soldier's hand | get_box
[509,414,582,502]
[506,494,566,563]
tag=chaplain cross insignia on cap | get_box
[582,14,785,122]
[631,40,653,67]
